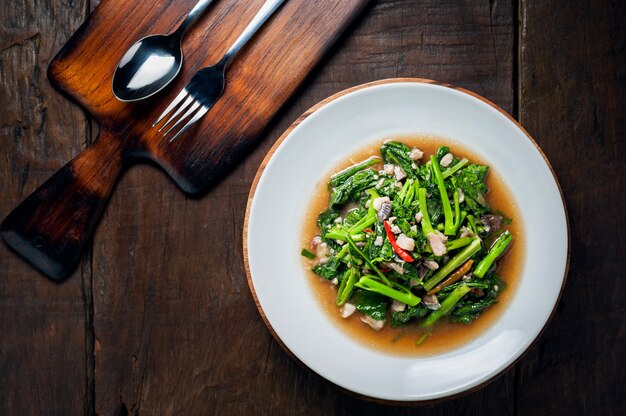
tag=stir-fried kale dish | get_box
[302,142,513,339]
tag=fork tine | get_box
[168,106,210,142]
[152,89,189,127]
[162,100,202,137]
[158,95,196,132]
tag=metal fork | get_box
[153,0,287,142]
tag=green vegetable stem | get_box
[348,191,379,234]
[423,238,482,291]
[422,284,472,327]
[418,187,434,236]
[330,157,380,187]
[473,231,513,278]
[430,155,455,235]
[355,275,421,306]
[336,268,359,305]
[442,158,468,179]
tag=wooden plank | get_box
[1,0,371,282]
[90,0,515,414]
[517,0,626,415]
[0,1,90,414]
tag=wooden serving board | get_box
[0,0,370,280]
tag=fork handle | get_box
[219,0,287,68]
[1,129,124,281]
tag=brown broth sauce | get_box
[301,136,526,356]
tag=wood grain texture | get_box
[47,0,371,192]
[1,0,370,281]
[0,0,90,414]
[517,0,626,415]
[1,130,124,280]
[1,0,624,415]
[92,1,516,414]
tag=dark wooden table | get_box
[1,1,624,414]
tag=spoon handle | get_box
[219,0,287,68]
[175,0,215,36]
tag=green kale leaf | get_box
[330,170,378,207]
[351,289,388,320]
[380,141,418,178]
[317,209,339,237]
[391,303,428,326]
[312,256,342,280]
[457,164,490,216]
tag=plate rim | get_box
[242,77,571,403]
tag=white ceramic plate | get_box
[244,79,569,402]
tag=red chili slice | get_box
[383,221,415,263]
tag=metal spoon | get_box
[153,0,287,142]
[112,0,215,102]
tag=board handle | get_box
[1,130,124,281]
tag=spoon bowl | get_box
[152,0,288,142]
[111,0,215,102]
[112,34,183,102]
